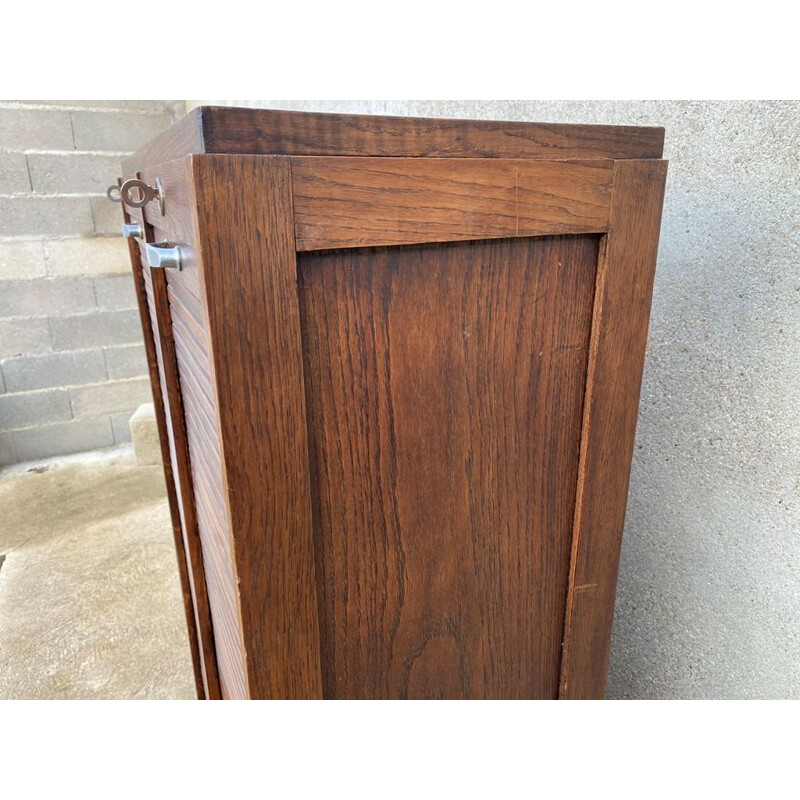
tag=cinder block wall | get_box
[0,101,181,465]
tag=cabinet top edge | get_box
[123,106,665,173]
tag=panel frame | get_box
[290,155,668,698]
[124,149,666,699]
[558,159,668,699]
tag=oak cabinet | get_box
[117,107,667,699]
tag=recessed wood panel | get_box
[299,235,599,699]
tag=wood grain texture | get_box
[140,158,196,239]
[559,160,668,700]
[150,227,247,701]
[291,157,613,251]
[299,236,598,699]
[121,200,204,700]
[123,109,668,701]
[138,160,249,699]
[135,224,222,700]
[190,154,323,699]
[201,107,664,161]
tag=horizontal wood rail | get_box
[291,157,614,251]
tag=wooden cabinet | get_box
[118,107,667,699]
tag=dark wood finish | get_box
[138,159,248,699]
[118,108,667,699]
[190,154,323,699]
[201,107,664,161]
[130,203,222,700]
[291,157,612,251]
[139,158,197,239]
[158,251,246,701]
[124,107,664,175]
[559,160,668,699]
[122,199,204,700]
[299,236,597,699]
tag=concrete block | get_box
[0,241,46,281]
[1,350,107,393]
[0,389,71,432]
[0,197,93,238]
[46,237,130,277]
[12,416,114,461]
[103,344,147,379]
[110,411,133,444]
[0,278,96,318]
[0,108,75,150]
[0,152,31,193]
[70,377,151,418]
[0,317,51,358]
[27,153,122,195]
[71,111,173,152]
[49,309,142,351]
[94,274,137,310]
[90,196,124,236]
[130,403,160,465]
[0,432,16,465]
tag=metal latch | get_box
[107,177,165,215]
[122,222,143,240]
[146,242,182,270]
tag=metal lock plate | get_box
[107,176,165,215]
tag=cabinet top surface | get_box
[124,106,665,173]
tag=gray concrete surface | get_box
[130,402,160,466]
[192,101,800,698]
[0,449,195,699]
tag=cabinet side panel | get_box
[299,235,598,699]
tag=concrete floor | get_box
[0,448,196,700]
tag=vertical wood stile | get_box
[559,159,668,699]
[189,154,324,699]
